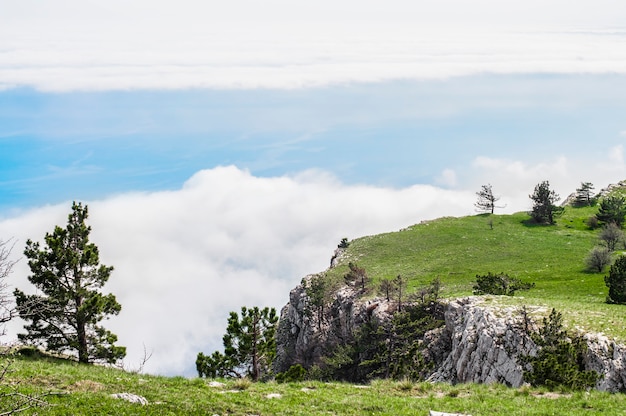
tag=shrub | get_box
[232,378,252,391]
[605,255,626,304]
[522,309,599,390]
[586,216,600,229]
[473,272,534,296]
[597,195,626,228]
[599,223,624,252]
[275,364,307,383]
[585,246,612,273]
[320,297,444,383]
[344,262,368,290]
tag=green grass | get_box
[4,353,626,415]
[328,206,626,341]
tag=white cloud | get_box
[436,168,458,188]
[609,144,625,166]
[1,0,626,91]
[470,150,626,210]
[0,166,477,375]
[1,154,625,375]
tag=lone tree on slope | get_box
[573,182,595,207]
[14,202,125,364]
[475,184,504,214]
[529,181,563,225]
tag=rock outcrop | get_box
[562,179,626,206]
[274,274,395,373]
[584,332,626,392]
[275,280,626,392]
[426,297,536,387]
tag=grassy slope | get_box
[328,205,626,341]
[5,205,626,415]
[5,353,626,415]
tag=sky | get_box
[1,0,626,376]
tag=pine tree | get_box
[14,202,125,364]
[393,274,407,312]
[605,255,626,304]
[529,181,563,224]
[306,274,328,331]
[197,306,278,381]
[474,184,503,214]
[596,195,626,228]
[573,182,595,207]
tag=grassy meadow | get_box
[4,351,626,415]
[327,206,626,341]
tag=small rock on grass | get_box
[110,393,149,405]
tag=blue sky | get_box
[2,0,626,376]
[3,74,626,212]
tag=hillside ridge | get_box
[275,181,626,390]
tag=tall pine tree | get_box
[14,202,125,364]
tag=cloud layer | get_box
[2,152,625,375]
[1,0,626,91]
[1,166,475,375]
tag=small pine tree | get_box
[573,182,595,207]
[393,274,407,312]
[529,181,563,224]
[605,255,626,304]
[196,306,278,381]
[523,309,599,390]
[378,278,393,302]
[597,195,626,228]
[473,272,534,296]
[306,274,328,330]
[474,184,504,214]
[345,263,368,291]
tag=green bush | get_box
[275,364,307,383]
[522,309,599,390]
[585,246,612,273]
[605,255,626,304]
[321,300,443,383]
[586,216,600,229]
[473,272,534,296]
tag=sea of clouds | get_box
[1,0,626,91]
[1,153,625,375]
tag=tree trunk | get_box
[75,292,88,364]
[251,313,259,381]
[77,320,88,363]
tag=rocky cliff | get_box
[275,277,626,392]
[274,273,395,373]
